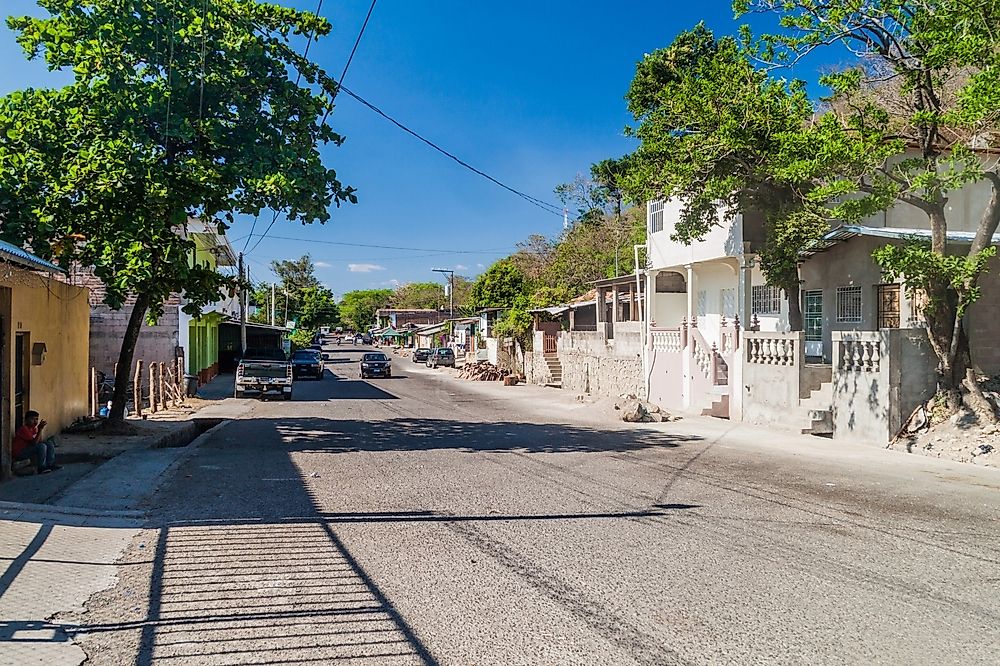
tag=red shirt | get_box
[12,425,38,458]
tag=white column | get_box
[683,264,695,409]
[738,255,755,330]
[685,264,695,326]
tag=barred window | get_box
[721,288,736,317]
[751,285,782,315]
[649,200,664,234]
[837,285,863,323]
[697,290,707,317]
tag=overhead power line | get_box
[251,235,512,254]
[247,0,374,257]
[338,84,564,218]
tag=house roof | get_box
[414,322,448,335]
[222,317,289,333]
[591,272,646,288]
[800,225,1000,259]
[0,239,64,273]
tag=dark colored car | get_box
[426,347,456,368]
[360,352,391,378]
[412,348,432,363]
[291,350,324,380]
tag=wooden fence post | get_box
[177,356,185,403]
[90,367,98,418]
[158,362,166,411]
[134,360,144,418]
[149,362,158,414]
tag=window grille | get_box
[803,290,823,342]
[751,285,782,315]
[721,288,736,317]
[836,285,863,323]
[697,290,707,317]
[649,200,664,234]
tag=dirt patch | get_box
[891,408,998,467]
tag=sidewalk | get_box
[0,374,250,666]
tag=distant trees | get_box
[251,255,338,329]
[340,289,393,331]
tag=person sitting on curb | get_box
[12,411,61,474]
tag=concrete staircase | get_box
[799,381,833,436]
[543,352,563,388]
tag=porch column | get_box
[738,255,754,330]
[629,283,637,322]
[684,264,695,326]
[611,285,620,323]
[595,287,605,323]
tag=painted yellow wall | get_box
[1,266,90,473]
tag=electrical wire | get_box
[338,84,564,218]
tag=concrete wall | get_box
[1,269,90,475]
[832,329,937,444]
[555,331,643,399]
[89,304,179,377]
[964,254,1000,376]
[741,332,805,427]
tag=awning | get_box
[800,225,1000,259]
[0,239,64,273]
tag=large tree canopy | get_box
[624,22,819,330]
[736,0,1000,416]
[0,0,355,422]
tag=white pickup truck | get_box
[235,348,293,399]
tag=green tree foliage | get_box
[391,281,445,310]
[339,289,393,332]
[469,260,527,311]
[623,23,818,329]
[736,0,1000,415]
[297,286,339,330]
[0,1,355,422]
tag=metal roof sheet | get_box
[0,239,64,273]
[799,225,1000,259]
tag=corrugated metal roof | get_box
[0,239,64,273]
[799,225,1000,259]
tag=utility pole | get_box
[432,268,455,318]
[238,252,247,355]
[284,289,289,326]
[271,282,276,326]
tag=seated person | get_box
[13,411,60,474]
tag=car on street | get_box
[412,348,432,363]
[360,352,391,378]
[235,347,293,399]
[426,347,456,368]
[291,350,324,380]
[354,335,364,345]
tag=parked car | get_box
[291,350,324,380]
[412,348,432,363]
[235,348,293,399]
[354,335,364,345]
[360,352,391,378]
[426,347,456,368]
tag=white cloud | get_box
[348,263,385,273]
[314,261,332,268]
[381,279,401,287]
[477,263,485,268]
[455,264,469,271]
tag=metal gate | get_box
[877,284,901,329]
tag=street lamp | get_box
[431,268,455,319]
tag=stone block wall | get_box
[524,352,553,386]
[558,349,643,398]
[89,304,179,376]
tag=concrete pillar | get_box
[685,264,695,326]
[611,285,620,322]
[595,288,605,323]
[738,255,755,330]
[683,264,695,409]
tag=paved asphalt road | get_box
[72,342,1000,665]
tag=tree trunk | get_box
[785,283,803,332]
[108,292,152,424]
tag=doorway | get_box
[14,333,27,430]
[803,290,824,358]
[877,284,901,329]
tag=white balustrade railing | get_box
[651,329,682,353]
[838,332,882,373]
[745,333,800,366]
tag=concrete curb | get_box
[0,500,144,518]
[141,418,235,505]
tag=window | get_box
[836,285,863,323]
[751,285,782,315]
[721,288,736,318]
[803,290,823,342]
[697,290,707,317]
[649,200,664,234]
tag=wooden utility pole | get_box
[271,282,276,326]
[90,367,98,418]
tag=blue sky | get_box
[0,0,793,296]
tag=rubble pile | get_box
[614,395,675,423]
[892,401,998,467]
[459,361,507,382]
